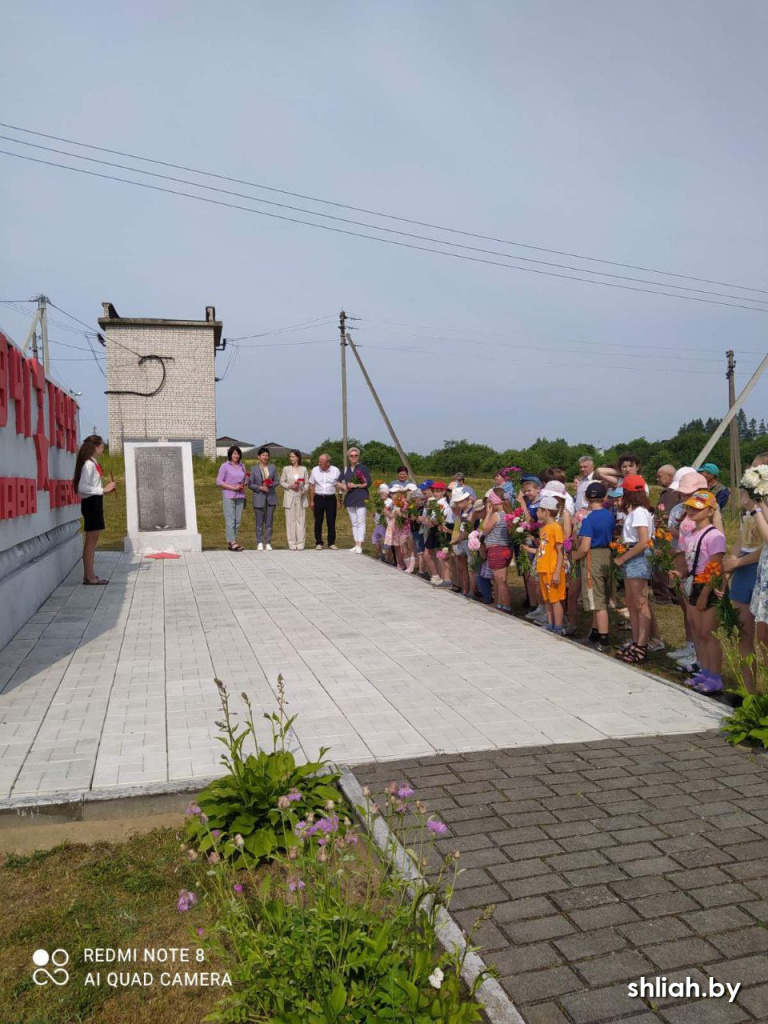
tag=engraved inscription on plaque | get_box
[135,447,187,532]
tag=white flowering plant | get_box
[740,464,768,502]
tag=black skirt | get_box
[81,495,105,533]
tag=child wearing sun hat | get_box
[536,496,566,632]
[674,489,727,693]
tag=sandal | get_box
[618,643,648,664]
[83,577,109,586]
[228,542,244,552]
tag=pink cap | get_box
[674,471,708,495]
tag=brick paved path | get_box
[355,733,768,1023]
[0,551,719,804]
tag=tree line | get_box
[311,419,768,479]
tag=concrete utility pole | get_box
[22,294,50,374]
[726,350,741,510]
[695,351,768,468]
[346,332,415,481]
[339,310,348,472]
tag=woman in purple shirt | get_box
[217,445,247,551]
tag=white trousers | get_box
[347,506,366,544]
[285,503,306,549]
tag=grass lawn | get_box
[92,460,742,688]
[0,829,221,1024]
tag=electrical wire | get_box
[229,314,336,341]
[3,135,766,308]
[4,147,768,315]
[2,120,767,298]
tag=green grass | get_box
[0,829,220,1024]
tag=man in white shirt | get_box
[309,454,341,549]
[574,456,595,512]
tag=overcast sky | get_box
[2,1,767,455]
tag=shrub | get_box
[721,694,768,747]
[185,677,343,867]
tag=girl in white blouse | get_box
[73,434,116,584]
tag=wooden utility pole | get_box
[346,332,415,480]
[726,350,741,510]
[339,310,348,472]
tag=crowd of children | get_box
[370,453,768,697]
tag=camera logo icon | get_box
[32,949,70,986]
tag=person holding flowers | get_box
[571,482,614,651]
[743,455,768,645]
[339,446,372,553]
[535,496,566,633]
[279,449,310,551]
[482,487,513,612]
[613,475,654,664]
[722,485,762,692]
[673,490,727,693]
[216,443,247,552]
[248,446,278,550]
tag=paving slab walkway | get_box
[0,551,721,805]
[354,735,768,1024]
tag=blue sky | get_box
[2,1,767,454]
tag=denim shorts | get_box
[730,555,758,604]
[411,529,426,553]
[622,552,652,580]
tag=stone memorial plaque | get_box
[135,446,187,532]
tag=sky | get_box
[2,1,768,456]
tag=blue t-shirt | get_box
[579,507,615,549]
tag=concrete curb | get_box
[337,764,526,1024]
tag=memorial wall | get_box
[0,331,82,650]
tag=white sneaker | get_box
[349,546,357,553]
[532,607,548,622]
[647,638,666,653]
[330,544,338,550]
[265,544,273,550]
[667,642,695,661]
[355,545,362,553]
[257,543,264,551]
[525,607,541,620]
[316,544,323,550]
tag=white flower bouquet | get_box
[740,465,768,501]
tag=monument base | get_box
[124,531,202,554]
[0,532,81,650]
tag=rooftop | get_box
[99,302,224,349]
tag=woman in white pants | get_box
[280,450,309,550]
[339,447,372,552]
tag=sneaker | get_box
[647,638,666,653]
[667,642,695,661]
[693,674,724,695]
[355,545,362,554]
[682,670,710,688]
[429,575,441,585]
[594,641,612,653]
[562,624,578,637]
[330,545,338,550]
[676,658,700,674]
[316,544,323,550]
[532,608,548,624]
[265,544,273,551]
[257,543,264,551]
[525,607,542,620]
[436,580,453,588]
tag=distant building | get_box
[215,437,312,462]
[101,303,224,457]
[216,435,254,458]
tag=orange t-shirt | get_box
[536,522,564,574]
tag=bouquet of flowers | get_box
[740,465,768,502]
[499,465,523,492]
[355,469,367,484]
[366,489,388,524]
[262,477,273,488]
[694,559,741,637]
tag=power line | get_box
[230,314,336,341]
[4,147,768,316]
[3,120,767,298]
[3,135,766,308]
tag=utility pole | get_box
[695,350,768,467]
[339,310,348,472]
[346,332,416,480]
[726,350,741,511]
[22,294,50,374]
